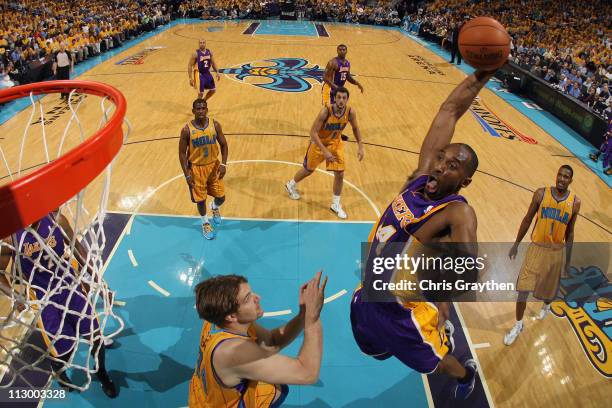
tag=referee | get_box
[52,43,74,101]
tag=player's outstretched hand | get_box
[303,270,328,325]
[358,83,364,93]
[357,144,365,161]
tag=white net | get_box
[0,86,129,391]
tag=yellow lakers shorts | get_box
[516,243,563,301]
[303,139,345,172]
[190,160,225,202]
[322,83,334,106]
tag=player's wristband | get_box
[220,163,227,167]
[185,174,192,180]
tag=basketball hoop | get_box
[0,81,126,238]
[0,80,128,391]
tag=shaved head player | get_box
[350,69,496,400]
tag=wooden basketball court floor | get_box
[0,19,610,407]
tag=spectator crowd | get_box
[1,0,609,174]
[402,0,611,121]
[177,0,407,27]
[0,0,170,89]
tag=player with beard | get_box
[504,165,580,345]
[350,69,496,400]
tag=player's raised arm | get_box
[178,125,194,187]
[323,59,338,90]
[413,70,495,180]
[310,107,336,162]
[509,188,544,259]
[348,108,365,161]
[188,52,197,87]
[252,272,328,353]
[214,120,228,179]
[217,272,326,385]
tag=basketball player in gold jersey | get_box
[285,87,364,219]
[179,99,228,239]
[189,271,327,407]
[504,165,580,345]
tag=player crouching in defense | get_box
[285,87,364,219]
[179,98,229,239]
[189,271,327,407]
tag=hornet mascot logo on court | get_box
[219,58,324,92]
[552,265,611,377]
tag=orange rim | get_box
[0,80,126,238]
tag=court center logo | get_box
[219,58,323,92]
[552,265,611,377]
[469,98,538,144]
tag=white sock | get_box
[288,179,296,188]
[202,215,209,224]
[211,201,220,210]
[332,195,341,206]
[516,320,523,327]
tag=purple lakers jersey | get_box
[371,175,467,245]
[14,215,72,299]
[196,49,212,75]
[334,57,350,87]
[363,175,467,297]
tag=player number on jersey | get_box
[376,225,396,243]
[203,60,209,68]
[203,147,209,158]
[340,72,347,81]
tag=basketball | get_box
[458,17,511,70]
